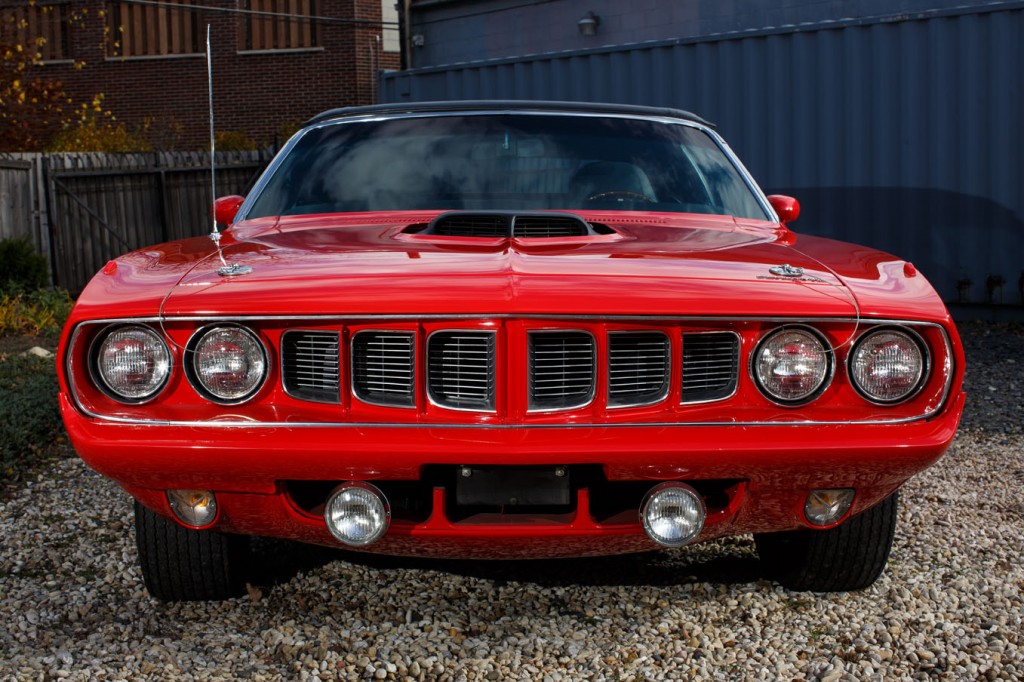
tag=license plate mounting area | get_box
[454,466,571,507]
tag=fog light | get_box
[640,482,706,547]
[805,488,855,526]
[167,489,218,528]
[324,483,390,547]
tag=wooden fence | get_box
[0,150,273,293]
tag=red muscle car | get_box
[58,101,965,601]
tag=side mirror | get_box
[213,195,246,227]
[766,195,800,225]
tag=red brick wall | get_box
[32,0,388,148]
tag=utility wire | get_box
[119,0,400,28]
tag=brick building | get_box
[4,0,399,148]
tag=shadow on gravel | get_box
[410,553,766,589]
[247,537,764,591]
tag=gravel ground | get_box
[1,322,1022,681]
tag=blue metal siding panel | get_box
[409,0,996,69]
[381,8,1024,303]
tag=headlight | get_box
[93,325,171,402]
[187,325,268,403]
[753,327,832,404]
[849,328,926,404]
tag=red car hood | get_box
[72,212,949,322]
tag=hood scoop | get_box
[411,211,609,238]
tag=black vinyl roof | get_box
[305,100,713,128]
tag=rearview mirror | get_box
[213,195,246,227]
[766,195,800,224]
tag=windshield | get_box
[246,113,769,220]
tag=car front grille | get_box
[351,331,416,407]
[428,331,497,411]
[681,332,740,403]
[282,323,741,413]
[281,330,341,403]
[608,331,670,407]
[528,331,596,411]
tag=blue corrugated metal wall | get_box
[381,5,1024,305]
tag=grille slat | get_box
[682,333,740,403]
[432,214,510,237]
[607,332,670,407]
[428,331,497,411]
[528,331,595,411]
[512,215,590,238]
[284,324,740,412]
[281,331,341,404]
[352,331,415,407]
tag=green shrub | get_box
[45,107,154,153]
[0,352,63,481]
[0,288,73,338]
[0,238,48,290]
[214,130,258,152]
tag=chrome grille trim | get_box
[528,330,596,412]
[351,331,416,408]
[71,318,955,427]
[608,331,671,408]
[281,330,341,404]
[681,331,740,404]
[427,330,497,412]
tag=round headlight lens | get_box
[850,329,925,403]
[189,326,267,402]
[95,325,171,401]
[754,327,831,404]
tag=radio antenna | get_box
[207,24,219,239]
[205,25,251,276]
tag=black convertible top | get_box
[305,100,713,128]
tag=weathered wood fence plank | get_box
[0,150,272,293]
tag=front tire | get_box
[134,501,250,601]
[755,491,899,592]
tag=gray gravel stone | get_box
[1,322,1021,680]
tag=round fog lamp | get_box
[640,483,706,547]
[324,483,390,547]
[804,488,855,526]
[167,489,218,528]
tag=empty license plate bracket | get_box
[455,466,570,507]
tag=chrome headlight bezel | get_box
[185,324,270,405]
[750,325,834,406]
[88,324,172,404]
[848,326,929,405]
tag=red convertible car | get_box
[58,101,965,601]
